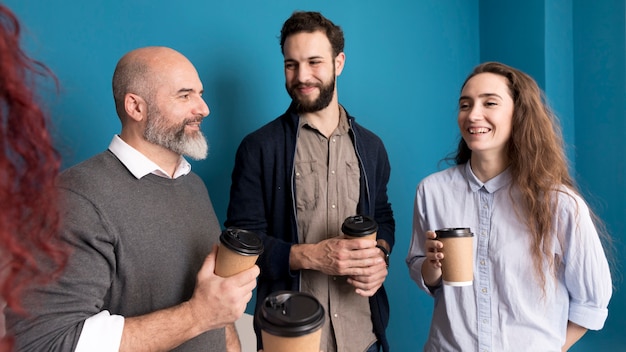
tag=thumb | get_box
[199,244,219,277]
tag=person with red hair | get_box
[0,3,68,350]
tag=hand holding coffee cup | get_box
[214,228,263,277]
[433,228,474,286]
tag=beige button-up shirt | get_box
[295,107,376,352]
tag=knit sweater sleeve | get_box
[6,185,117,351]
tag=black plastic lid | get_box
[255,291,325,337]
[219,228,264,255]
[435,227,474,238]
[341,215,378,237]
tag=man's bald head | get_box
[111,46,190,120]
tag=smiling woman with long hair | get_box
[0,4,67,349]
[406,62,612,351]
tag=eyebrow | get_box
[176,88,203,95]
[284,55,325,63]
[459,93,503,101]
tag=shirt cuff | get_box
[75,310,125,352]
[407,257,441,296]
[569,303,609,330]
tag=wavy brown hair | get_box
[0,4,67,322]
[453,62,608,293]
[280,11,345,58]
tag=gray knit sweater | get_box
[6,151,225,351]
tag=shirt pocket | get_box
[295,161,319,211]
[345,161,361,204]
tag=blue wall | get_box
[5,0,624,350]
[572,1,626,350]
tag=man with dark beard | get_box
[225,12,395,352]
[5,46,260,352]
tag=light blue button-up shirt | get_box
[406,163,612,352]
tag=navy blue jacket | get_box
[226,104,395,351]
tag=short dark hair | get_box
[280,11,344,57]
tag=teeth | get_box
[469,128,490,134]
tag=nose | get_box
[296,64,312,83]
[467,104,483,121]
[193,96,210,117]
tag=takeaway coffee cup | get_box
[255,291,325,352]
[214,228,263,277]
[341,215,378,241]
[434,228,474,286]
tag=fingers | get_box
[196,245,219,279]
[190,249,258,330]
[354,284,383,297]
[347,262,388,296]
[343,238,378,250]
[323,237,376,252]
[425,231,442,249]
[425,230,443,256]
[334,243,384,262]
[422,231,443,271]
[312,238,383,276]
[333,251,385,276]
[230,265,260,291]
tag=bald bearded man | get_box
[5,47,259,352]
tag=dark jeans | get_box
[366,341,381,352]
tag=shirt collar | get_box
[464,161,511,193]
[298,104,350,136]
[108,135,191,179]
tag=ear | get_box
[334,52,346,76]
[124,93,147,122]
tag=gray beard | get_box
[144,111,209,160]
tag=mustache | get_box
[183,117,204,125]
[294,82,321,89]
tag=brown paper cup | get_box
[435,228,474,286]
[214,228,263,277]
[261,328,322,352]
[256,291,325,352]
[214,245,259,277]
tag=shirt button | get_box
[331,170,335,175]
[331,204,336,209]
[333,276,337,280]
[480,260,486,265]
[295,172,301,177]
[481,231,487,236]
[332,138,336,143]
[481,288,487,293]
[333,313,338,318]
[483,319,488,324]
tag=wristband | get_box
[376,244,390,267]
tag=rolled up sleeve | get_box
[562,194,612,330]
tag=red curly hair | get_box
[0,3,67,333]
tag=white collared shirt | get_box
[108,135,191,179]
[75,135,192,352]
